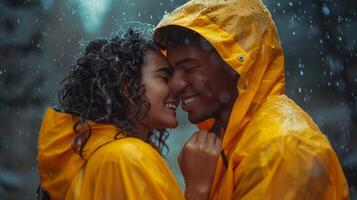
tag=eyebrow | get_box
[155,66,173,75]
[175,58,196,66]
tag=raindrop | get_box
[322,3,330,16]
[289,2,293,6]
[106,97,112,105]
[299,70,304,76]
[0,69,5,75]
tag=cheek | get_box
[145,81,169,104]
[189,72,208,91]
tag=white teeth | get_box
[165,103,177,110]
[183,97,194,105]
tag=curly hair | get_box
[58,28,169,157]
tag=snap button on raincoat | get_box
[154,0,349,199]
[37,108,184,200]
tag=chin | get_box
[188,110,211,124]
[158,117,178,129]
[188,114,203,124]
[166,120,178,128]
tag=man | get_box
[154,0,349,199]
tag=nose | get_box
[169,70,187,98]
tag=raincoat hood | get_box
[154,0,285,150]
[37,108,119,200]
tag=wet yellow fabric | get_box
[154,0,349,199]
[37,108,184,200]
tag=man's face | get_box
[167,43,238,124]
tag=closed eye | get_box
[185,65,199,73]
[159,75,169,83]
[156,66,172,83]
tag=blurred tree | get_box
[0,0,54,199]
[315,0,357,188]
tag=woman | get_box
[37,28,220,200]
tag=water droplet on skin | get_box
[219,91,231,103]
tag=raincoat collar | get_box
[154,0,285,151]
[37,108,123,199]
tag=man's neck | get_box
[213,99,237,138]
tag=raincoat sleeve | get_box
[232,134,349,200]
[83,140,184,200]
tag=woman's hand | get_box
[178,130,221,200]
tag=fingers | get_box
[186,131,200,145]
[206,132,216,147]
[182,130,221,155]
[196,130,208,144]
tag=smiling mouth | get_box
[165,103,177,111]
[182,96,197,105]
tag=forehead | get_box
[144,50,167,65]
[167,44,204,63]
[142,50,169,71]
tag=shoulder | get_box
[256,95,320,132]
[233,95,333,158]
[249,95,328,142]
[90,137,162,165]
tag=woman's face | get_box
[140,50,179,129]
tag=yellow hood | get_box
[37,108,120,200]
[154,0,285,150]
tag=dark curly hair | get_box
[59,28,169,157]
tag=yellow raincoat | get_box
[154,0,349,199]
[37,108,184,200]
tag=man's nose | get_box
[169,71,187,97]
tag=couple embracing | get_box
[37,0,349,199]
